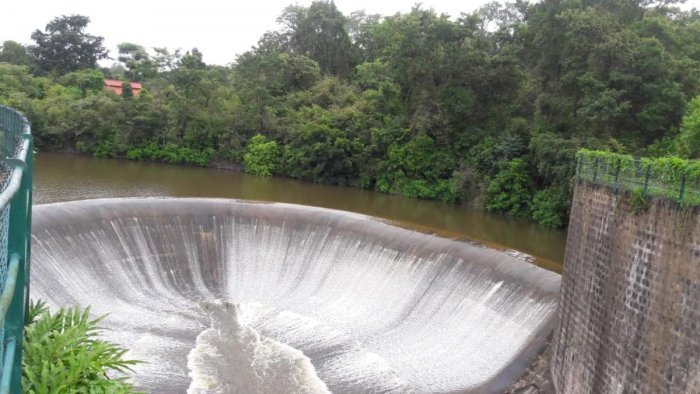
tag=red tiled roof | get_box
[103,80,142,89]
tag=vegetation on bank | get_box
[1,0,700,228]
[22,301,139,393]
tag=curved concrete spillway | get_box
[31,198,560,393]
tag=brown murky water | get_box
[33,152,566,271]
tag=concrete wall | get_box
[551,180,700,393]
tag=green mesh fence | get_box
[0,105,33,394]
[576,149,700,205]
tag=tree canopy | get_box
[30,15,108,75]
[2,0,699,228]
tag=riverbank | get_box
[33,152,567,270]
[38,148,555,223]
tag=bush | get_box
[679,95,700,159]
[125,143,213,166]
[531,187,568,228]
[486,158,533,217]
[243,134,280,176]
[23,300,139,393]
[375,135,458,201]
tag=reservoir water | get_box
[33,152,566,271]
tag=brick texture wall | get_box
[551,180,700,393]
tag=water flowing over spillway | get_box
[31,198,560,393]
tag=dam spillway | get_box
[30,198,560,393]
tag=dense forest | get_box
[1,0,699,228]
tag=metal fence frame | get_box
[0,106,33,394]
[576,151,700,205]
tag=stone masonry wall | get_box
[551,180,700,393]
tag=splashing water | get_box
[187,301,330,394]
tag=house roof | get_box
[104,79,142,89]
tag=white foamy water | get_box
[30,198,560,393]
[187,301,330,394]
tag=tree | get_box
[0,63,44,101]
[117,43,156,81]
[152,47,181,73]
[31,15,108,75]
[121,80,134,98]
[0,41,35,67]
[58,69,105,96]
[678,95,700,159]
[282,1,354,76]
[346,10,382,62]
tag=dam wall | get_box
[551,180,700,393]
[30,198,560,393]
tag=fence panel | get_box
[0,106,33,394]
[576,150,700,206]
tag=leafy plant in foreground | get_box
[22,300,140,394]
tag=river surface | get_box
[33,152,566,271]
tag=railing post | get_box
[592,157,600,183]
[643,166,651,197]
[679,174,687,204]
[613,158,621,192]
[23,134,32,325]
[576,154,582,179]
[5,160,30,393]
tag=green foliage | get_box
[121,80,134,99]
[30,15,108,75]
[678,95,700,159]
[282,113,364,185]
[486,159,533,217]
[630,188,649,213]
[5,0,700,226]
[58,69,105,96]
[0,41,35,67]
[577,149,700,205]
[529,133,581,188]
[0,64,46,101]
[531,187,569,228]
[376,135,460,202]
[281,1,354,76]
[23,300,139,393]
[244,134,280,176]
[126,143,214,166]
[117,43,156,81]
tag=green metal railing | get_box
[576,149,700,205]
[0,106,33,394]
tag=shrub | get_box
[678,95,700,159]
[531,187,569,228]
[244,134,280,176]
[486,158,533,217]
[125,143,213,166]
[22,300,139,393]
